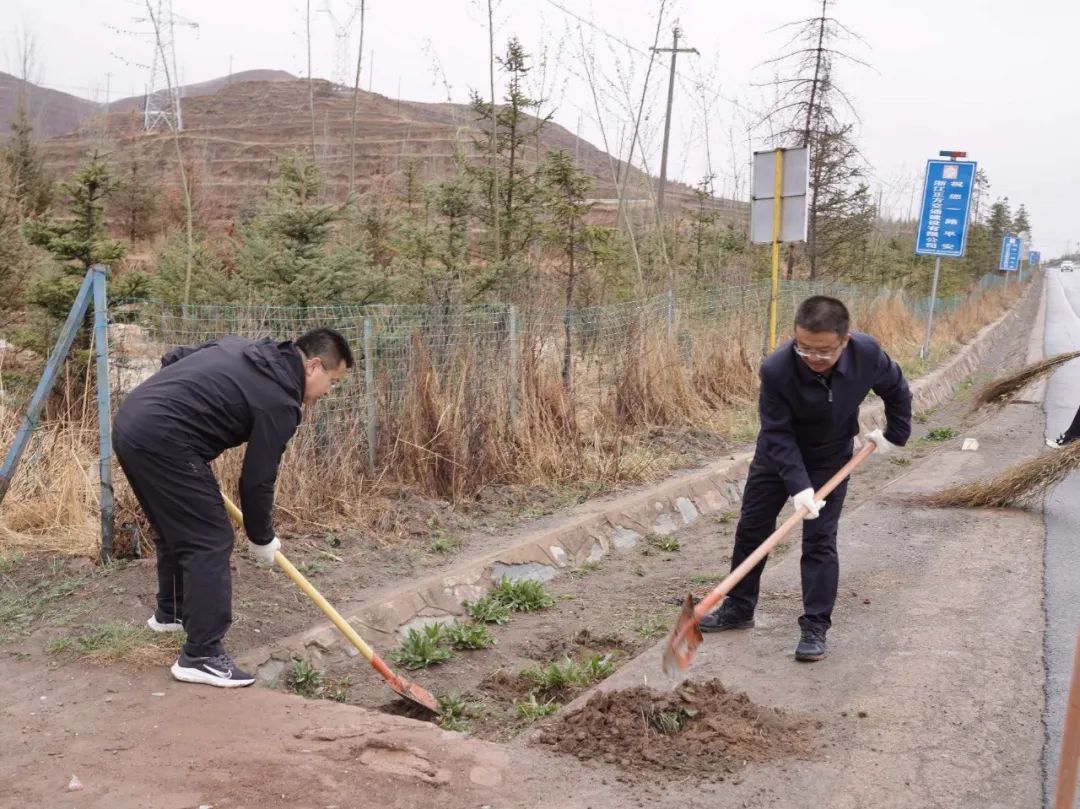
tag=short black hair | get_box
[794,296,850,337]
[296,327,354,369]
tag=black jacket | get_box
[756,332,912,495]
[113,336,305,545]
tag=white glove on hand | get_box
[865,428,893,455]
[248,536,281,565]
[793,488,826,520]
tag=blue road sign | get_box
[915,159,977,257]
[999,234,1022,271]
[1029,250,1041,266]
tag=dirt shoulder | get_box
[0,283,1047,808]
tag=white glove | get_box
[865,428,893,455]
[793,488,826,520]
[248,536,281,565]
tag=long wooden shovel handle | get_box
[273,550,380,662]
[219,491,441,713]
[694,441,877,621]
[218,494,379,661]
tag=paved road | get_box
[1042,267,1080,808]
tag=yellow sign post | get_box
[751,146,807,355]
[768,149,784,352]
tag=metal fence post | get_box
[92,266,114,562]
[508,305,519,431]
[364,316,377,476]
[0,267,95,504]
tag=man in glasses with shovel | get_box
[700,296,912,661]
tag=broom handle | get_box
[1054,629,1080,809]
[694,441,877,621]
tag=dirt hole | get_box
[534,679,812,779]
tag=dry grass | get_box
[690,326,759,410]
[614,335,709,429]
[0,357,101,555]
[971,351,1080,409]
[937,285,1013,346]
[855,293,923,361]
[0,278,1028,557]
[47,621,184,666]
[919,441,1080,509]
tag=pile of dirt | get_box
[534,679,812,779]
[523,628,635,662]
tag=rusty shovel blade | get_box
[661,593,703,676]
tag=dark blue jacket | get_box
[113,336,305,545]
[756,332,912,495]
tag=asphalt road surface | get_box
[1042,267,1080,808]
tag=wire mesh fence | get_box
[102,272,1011,474]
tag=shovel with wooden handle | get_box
[662,441,877,675]
[220,491,441,715]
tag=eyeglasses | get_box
[313,359,343,389]
[793,344,842,362]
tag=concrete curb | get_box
[242,280,1039,683]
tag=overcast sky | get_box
[5,0,1078,257]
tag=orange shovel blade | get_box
[661,593,703,676]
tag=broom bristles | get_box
[971,351,1080,409]
[919,441,1080,509]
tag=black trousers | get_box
[113,428,235,658]
[1065,405,1080,443]
[724,450,851,630]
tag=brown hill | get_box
[107,69,297,114]
[34,75,744,224]
[0,69,297,138]
[0,71,99,138]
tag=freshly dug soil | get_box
[535,679,812,779]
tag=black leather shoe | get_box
[795,627,827,661]
[699,607,755,633]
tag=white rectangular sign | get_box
[750,147,809,245]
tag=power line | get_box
[540,0,756,119]
[539,0,650,58]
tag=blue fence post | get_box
[92,266,114,562]
[0,267,96,504]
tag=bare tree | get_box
[486,0,501,262]
[348,1,367,195]
[307,0,316,158]
[757,0,874,279]
[4,29,52,219]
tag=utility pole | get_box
[651,24,697,221]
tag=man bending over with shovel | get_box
[113,328,353,687]
[700,296,911,661]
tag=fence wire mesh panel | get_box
[98,273,1009,473]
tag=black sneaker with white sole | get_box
[171,652,255,688]
[699,605,755,632]
[147,613,184,633]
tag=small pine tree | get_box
[1012,203,1031,237]
[0,167,30,315]
[469,37,552,264]
[110,148,161,243]
[24,151,126,320]
[542,150,593,389]
[232,153,387,306]
[3,102,52,219]
[987,198,1012,245]
[150,230,238,306]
